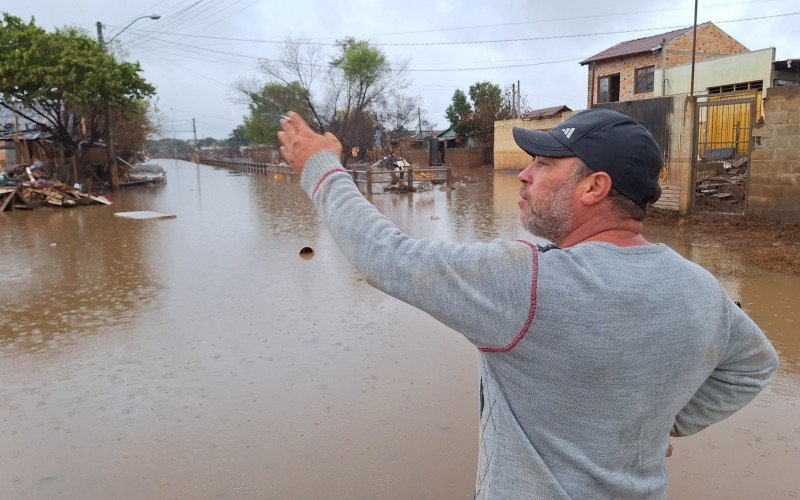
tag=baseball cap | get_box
[512,108,663,208]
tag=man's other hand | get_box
[278,112,342,175]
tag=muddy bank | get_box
[646,208,800,274]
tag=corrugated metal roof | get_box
[522,105,571,120]
[580,24,706,65]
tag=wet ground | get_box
[1,160,797,498]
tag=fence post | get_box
[446,167,452,188]
[365,168,372,195]
[407,167,414,191]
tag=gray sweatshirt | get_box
[299,151,779,499]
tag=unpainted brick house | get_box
[580,22,749,107]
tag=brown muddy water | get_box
[1,160,797,499]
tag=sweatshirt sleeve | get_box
[672,299,779,437]
[299,151,536,351]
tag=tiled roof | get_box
[523,105,571,120]
[580,24,707,65]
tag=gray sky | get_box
[6,0,799,140]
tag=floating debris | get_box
[299,246,314,259]
[114,211,176,220]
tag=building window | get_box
[707,80,764,94]
[635,66,655,93]
[597,74,620,103]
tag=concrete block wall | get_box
[748,86,800,222]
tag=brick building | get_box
[580,22,748,107]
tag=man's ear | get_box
[579,172,613,206]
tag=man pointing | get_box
[278,108,778,499]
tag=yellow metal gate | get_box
[692,96,756,213]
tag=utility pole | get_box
[192,118,198,149]
[511,83,516,118]
[94,15,159,190]
[418,107,422,138]
[96,22,119,190]
[517,80,521,118]
[689,0,698,96]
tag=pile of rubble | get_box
[0,164,111,212]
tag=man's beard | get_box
[519,181,576,244]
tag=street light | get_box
[95,14,159,190]
[106,15,161,46]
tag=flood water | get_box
[1,159,797,499]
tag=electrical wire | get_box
[111,11,800,47]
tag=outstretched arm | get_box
[278,113,537,351]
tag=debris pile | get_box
[0,164,111,212]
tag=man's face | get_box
[517,156,582,243]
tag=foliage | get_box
[445,89,474,141]
[235,37,409,161]
[0,13,155,157]
[226,125,248,148]
[445,82,514,148]
[145,137,194,157]
[238,81,310,145]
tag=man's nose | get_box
[518,163,534,183]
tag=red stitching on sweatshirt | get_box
[312,168,347,197]
[478,240,539,353]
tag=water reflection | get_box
[0,160,796,498]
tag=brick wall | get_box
[748,86,800,222]
[586,23,748,107]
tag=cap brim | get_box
[512,127,574,158]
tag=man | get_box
[278,108,778,499]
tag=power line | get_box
[114,11,799,47]
[330,0,790,38]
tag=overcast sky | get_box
[5,0,798,140]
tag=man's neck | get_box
[558,210,650,248]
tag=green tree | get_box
[227,125,248,148]
[329,38,408,163]
[0,13,155,159]
[240,81,310,145]
[445,82,513,148]
[445,89,474,141]
[469,81,512,148]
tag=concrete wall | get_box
[445,147,484,168]
[748,86,800,222]
[655,48,774,96]
[493,113,577,169]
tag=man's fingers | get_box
[287,111,313,135]
[279,117,296,136]
[279,145,292,164]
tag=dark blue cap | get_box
[512,108,663,208]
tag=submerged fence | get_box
[191,157,452,195]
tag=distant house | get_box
[522,105,572,122]
[0,106,53,169]
[580,22,748,106]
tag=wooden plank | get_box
[0,191,15,212]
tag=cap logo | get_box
[562,127,575,139]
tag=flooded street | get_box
[1,159,798,498]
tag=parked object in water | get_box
[124,162,167,186]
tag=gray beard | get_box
[520,181,575,244]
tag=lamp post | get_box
[95,14,159,190]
